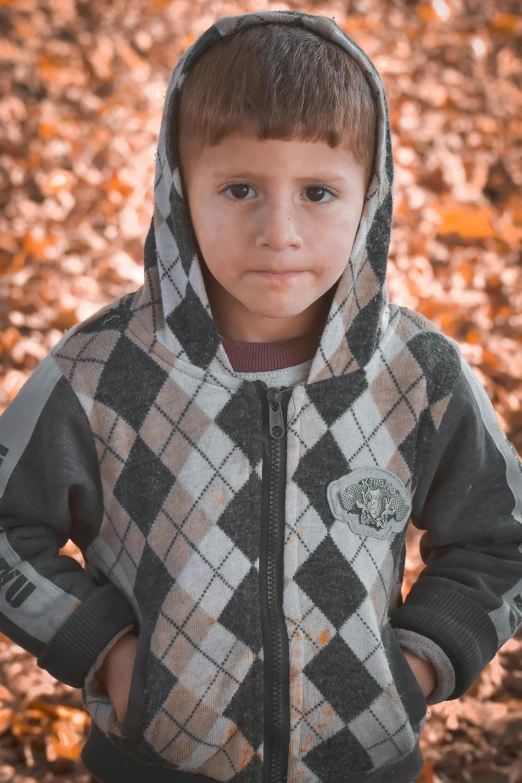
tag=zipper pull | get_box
[267,388,285,439]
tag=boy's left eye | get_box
[221,184,336,204]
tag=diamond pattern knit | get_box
[50,10,466,782]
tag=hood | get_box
[137,10,394,385]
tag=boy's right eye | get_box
[221,184,253,201]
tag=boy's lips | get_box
[254,270,304,280]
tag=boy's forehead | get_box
[188,135,362,177]
[209,168,351,184]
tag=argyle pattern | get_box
[51,291,461,782]
[50,9,464,782]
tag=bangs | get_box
[175,23,377,192]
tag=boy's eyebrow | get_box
[211,170,349,183]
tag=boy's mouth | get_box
[255,270,304,280]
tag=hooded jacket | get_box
[1,10,522,783]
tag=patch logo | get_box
[327,467,412,540]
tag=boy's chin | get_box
[240,301,310,321]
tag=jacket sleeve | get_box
[390,349,522,703]
[0,352,137,688]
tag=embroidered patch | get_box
[327,467,412,539]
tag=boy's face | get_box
[181,131,367,343]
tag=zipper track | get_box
[268,431,283,782]
[257,382,291,783]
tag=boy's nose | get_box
[255,208,303,251]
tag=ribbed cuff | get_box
[389,582,498,700]
[393,627,456,704]
[37,584,137,688]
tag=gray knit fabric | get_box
[229,359,457,706]
[42,9,522,782]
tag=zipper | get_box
[256,380,292,783]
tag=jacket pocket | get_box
[118,618,155,741]
[82,619,154,754]
[381,620,427,730]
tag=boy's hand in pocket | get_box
[95,631,138,725]
[401,647,437,698]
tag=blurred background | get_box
[0,0,521,781]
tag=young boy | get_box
[1,9,521,783]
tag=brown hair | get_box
[175,23,378,193]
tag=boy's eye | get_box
[226,184,253,201]
[222,184,335,204]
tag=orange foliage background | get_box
[0,0,521,782]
